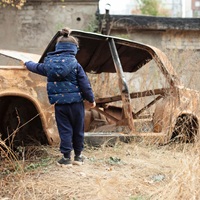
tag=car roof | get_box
[39,30,155,73]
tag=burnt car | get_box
[0,30,199,147]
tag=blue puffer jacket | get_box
[25,42,95,105]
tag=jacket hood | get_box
[48,42,78,56]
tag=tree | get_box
[0,0,26,9]
[138,0,159,16]
[136,0,170,17]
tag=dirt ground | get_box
[0,140,199,200]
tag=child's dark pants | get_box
[55,102,84,158]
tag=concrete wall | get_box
[129,30,200,91]
[0,0,99,54]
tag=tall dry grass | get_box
[150,142,200,199]
[0,138,23,174]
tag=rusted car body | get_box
[0,30,199,147]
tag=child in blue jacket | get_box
[24,28,96,167]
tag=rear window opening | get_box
[0,96,48,149]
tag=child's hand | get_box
[84,101,96,109]
[89,101,96,108]
[20,61,27,68]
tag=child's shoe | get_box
[57,157,72,167]
[73,155,84,166]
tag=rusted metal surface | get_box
[0,30,200,146]
[108,38,135,131]
[0,68,58,145]
[96,88,170,105]
[0,50,40,63]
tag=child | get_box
[24,28,96,167]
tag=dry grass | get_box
[1,139,200,200]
